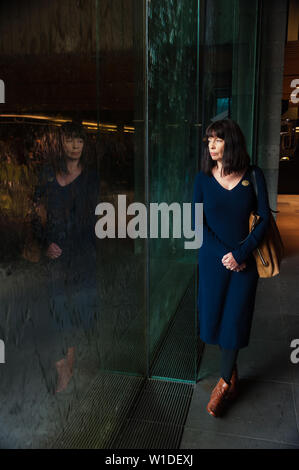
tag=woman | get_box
[34,121,99,393]
[193,119,270,417]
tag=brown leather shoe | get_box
[206,378,231,417]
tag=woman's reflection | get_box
[34,121,99,393]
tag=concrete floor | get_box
[180,195,299,449]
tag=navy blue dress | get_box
[193,165,270,349]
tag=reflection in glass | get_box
[0,0,147,448]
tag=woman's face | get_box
[208,134,225,162]
[62,135,84,161]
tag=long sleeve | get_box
[232,166,271,265]
[192,172,232,258]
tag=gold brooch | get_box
[242,180,250,186]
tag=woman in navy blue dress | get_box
[193,119,270,417]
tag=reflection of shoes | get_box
[227,366,239,401]
[206,378,230,417]
[55,358,73,393]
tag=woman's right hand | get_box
[233,262,246,272]
[46,242,62,259]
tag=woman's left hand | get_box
[222,252,239,270]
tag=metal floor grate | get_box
[108,379,194,449]
[52,373,144,449]
[51,374,193,449]
[150,283,198,382]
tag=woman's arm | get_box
[192,172,233,258]
[231,166,271,265]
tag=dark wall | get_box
[0,0,134,115]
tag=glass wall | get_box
[147,0,200,381]
[200,0,259,155]
[0,0,147,448]
[95,0,147,377]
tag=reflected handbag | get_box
[248,169,284,278]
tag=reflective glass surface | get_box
[147,0,200,381]
[0,0,146,448]
[200,0,259,154]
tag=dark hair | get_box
[201,119,250,176]
[55,120,90,174]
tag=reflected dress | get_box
[193,165,270,349]
[34,165,99,358]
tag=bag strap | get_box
[239,165,275,246]
[250,167,258,199]
[248,166,258,213]
[249,165,278,214]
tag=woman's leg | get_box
[220,347,239,385]
[207,347,239,417]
